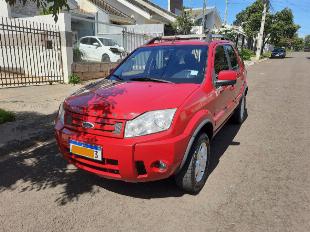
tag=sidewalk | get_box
[0,84,81,153]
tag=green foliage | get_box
[172,9,194,35]
[234,0,271,38]
[73,48,84,62]
[39,8,53,15]
[261,51,271,59]
[5,0,69,21]
[240,49,255,61]
[69,73,81,85]
[305,35,310,48]
[269,8,300,47]
[0,108,15,124]
[234,1,300,49]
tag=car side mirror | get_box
[216,70,237,87]
[93,42,100,47]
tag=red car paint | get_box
[55,39,248,182]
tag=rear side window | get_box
[225,45,239,70]
[214,46,229,76]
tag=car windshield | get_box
[110,45,208,84]
[273,48,284,52]
[99,38,118,46]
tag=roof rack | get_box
[146,34,230,45]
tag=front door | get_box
[212,45,234,128]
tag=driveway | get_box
[0,53,309,232]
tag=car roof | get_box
[142,39,233,48]
[80,36,112,40]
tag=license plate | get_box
[69,140,102,161]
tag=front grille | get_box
[66,151,120,176]
[65,111,125,138]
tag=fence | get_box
[0,17,63,87]
[98,30,162,54]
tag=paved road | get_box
[0,53,310,232]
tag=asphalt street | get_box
[0,52,309,232]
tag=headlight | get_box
[124,109,177,138]
[58,103,65,124]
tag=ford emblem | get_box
[82,122,94,129]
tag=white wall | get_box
[0,0,11,17]
[125,24,164,35]
[0,13,73,83]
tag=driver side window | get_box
[214,45,229,78]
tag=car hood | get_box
[65,80,199,120]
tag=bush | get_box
[240,49,255,61]
[73,48,84,62]
[261,51,271,59]
[69,73,81,85]
[0,108,15,124]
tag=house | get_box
[186,7,222,34]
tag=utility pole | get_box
[224,0,228,25]
[256,0,268,60]
[201,0,207,34]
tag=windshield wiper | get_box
[110,74,124,81]
[129,77,174,83]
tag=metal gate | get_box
[0,17,63,87]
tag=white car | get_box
[78,36,125,63]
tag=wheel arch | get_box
[176,117,214,174]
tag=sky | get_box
[151,0,310,37]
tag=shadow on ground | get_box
[0,110,244,205]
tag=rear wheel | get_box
[233,95,246,124]
[101,54,110,62]
[175,133,210,194]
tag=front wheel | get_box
[101,54,110,63]
[175,133,210,194]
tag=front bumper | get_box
[55,125,190,182]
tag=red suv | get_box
[55,37,248,193]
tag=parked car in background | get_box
[78,36,125,62]
[304,47,310,52]
[271,48,286,58]
[55,36,248,194]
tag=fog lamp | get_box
[153,160,167,171]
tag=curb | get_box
[245,58,268,67]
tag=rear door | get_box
[212,45,232,128]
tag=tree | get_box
[234,1,300,51]
[291,36,304,51]
[172,9,194,35]
[5,0,69,21]
[305,35,310,48]
[269,8,300,47]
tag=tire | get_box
[233,95,246,124]
[101,54,110,63]
[175,133,210,194]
